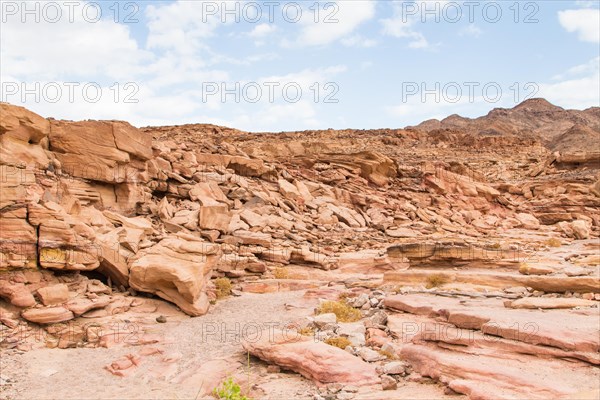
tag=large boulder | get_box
[242,328,379,385]
[37,284,70,306]
[0,103,50,167]
[571,220,591,240]
[21,306,74,324]
[198,205,231,232]
[48,119,151,184]
[516,213,540,230]
[228,156,273,177]
[318,151,397,186]
[129,234,221,316]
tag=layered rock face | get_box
[0,103,214,319]
[2,100,599,317]
[1,100,599,399]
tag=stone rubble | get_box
[1,99,599,399]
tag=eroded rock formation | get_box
[1,99,599,399]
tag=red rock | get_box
[0,103,50,166]
[65,296,111,316]
[36,284,69,306]
[129,236,221,316]
[385,294,600,353]
[198,205,231,232]
[49,119,150,184]
[402,344,598,399]
[0,281,36,307]
[105,354,141,377]
[507,297,597,309]
[139,347,163,356]
[242,328,379,385]
[21,307,74,324]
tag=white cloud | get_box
[0,2,149,81]
[341,35,377,47]
[289,1,375,47]
[245,23,277,47]
[381,2,431,48]
[145,0,226,55]
[250,100,320,129]
[459,24,483,38]
[247,23,276,38]
[190,99,322,132]
[202,65,347,131]
[575,1,598,8]
[539,57,600,110]
[383,23,429,48]
[387,57,600,126]
[408,34,430,49]
[256,65,347,100]
[558,8,600,43]
[551,57,599,80]
[382,1,461,48]
[386,93,498,126]
[1,0,295,128]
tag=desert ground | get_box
[1,99,599,399]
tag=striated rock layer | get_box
[0,99,599,398]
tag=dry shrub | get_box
[273,267,289,279]
[317,300,361,322]
[215,278,232,299]
[544,238,562,247]
[324,337,352,349]
[425,273,449,289]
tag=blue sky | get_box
[1,1,599,131]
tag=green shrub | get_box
[213,377,251,400]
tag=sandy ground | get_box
[1,291,315,400]
[0,290,460,400]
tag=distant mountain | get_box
[408,98,600,150]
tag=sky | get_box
[1,0,599,131]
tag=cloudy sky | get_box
[1,0,599,131]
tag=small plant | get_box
[379,349,398,360]
[544,238,562,247]
[317,300,361,322]
[519,263,530,275]
[273,267,289,279]
[213,377,251,400]
[392,285,404,294]
[214,278,232,299]
[325,337,352,349]
[298,327,315,336]
[337,292,350,301]
[425,273,449,289]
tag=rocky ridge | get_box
[1,99,599,399]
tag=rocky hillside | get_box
[1,100,599,399]
[411,98,600,142]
